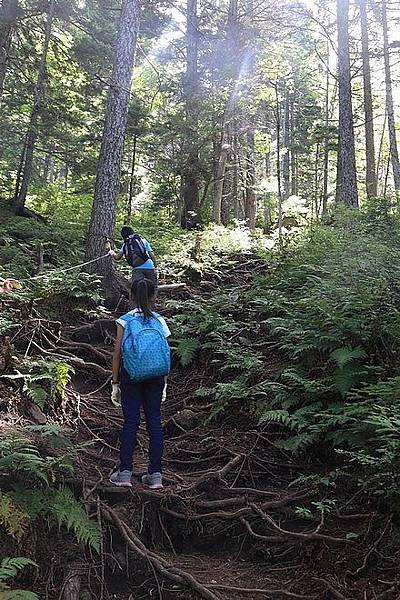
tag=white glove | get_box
[111,383,121,407]
[162,382,167,403]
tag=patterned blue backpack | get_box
[121,312,170,382]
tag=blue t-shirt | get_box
[121,237,155,270]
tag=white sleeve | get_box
[115,318,127,328]
[157,316,171,338]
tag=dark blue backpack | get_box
[121,312,170,382]
[124,234,149,268]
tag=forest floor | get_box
[2,259,400,600]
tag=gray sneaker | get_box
[109,470,132,487]
[141,472,163,490]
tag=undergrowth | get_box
[169,203,400,501]
[0,429,100,551]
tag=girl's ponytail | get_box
[131,277,155,319]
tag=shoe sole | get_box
[148,484,163,490]
[109,478,132,487]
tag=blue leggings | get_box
[119,367,164,473]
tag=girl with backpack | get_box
[109,276,170,489]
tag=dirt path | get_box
[65,302,399,600]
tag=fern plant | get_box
[0,433,100,552]
[1,359,74,409]
[0,557,39,600]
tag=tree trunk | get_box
[290,92,297,196]
[85,0,140,283]
[181,0,200,229]
[314,141,321,218]
[213,121,230,223]
[0,0,18,102]
[275,85,283,242]
[282,87,290,198]
[382,0,400,193]
[127,132,137,219]
[232,123,240,220]
[376,110,387,194]
[335,0,358,207]
[322,41,330,214]
[212,0,241,224]
[13,0,55,213]
[359,0,377,198]
[245,126,257,229]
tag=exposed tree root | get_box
[101,503,222,600]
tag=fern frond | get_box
[50,488,101,552]
[0,492,30,540]
[175,338,200,366]
[0,558,37,583]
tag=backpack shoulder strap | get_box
[117,312,136,325]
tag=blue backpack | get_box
[121,312,171,382]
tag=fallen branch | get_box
[158,283,187,292]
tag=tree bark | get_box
[127,132,137,219]
[85,0,140,282]
[359,0,377,198]
[180,0,200,229]
[290,92,297,196]
[376,110,387,194]
[0,0,18,102]
[245,126,257,229]
[212,0,241,224]
[213,120,230,224]
[13,0,55,213]
[275,85,283,242]
[335,0,358,207]
[322,41,330,213]
[282,87,290,198]
[382,0,400,193]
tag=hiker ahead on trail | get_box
[109,276,170,490]
[109,226,158,288]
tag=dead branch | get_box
[158,283,187,292]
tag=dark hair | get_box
[130,278,155,319]
[121,226,134,240]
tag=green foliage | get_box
[0,557,39,600]
[2,359,74,409]
[175,338,200,366]
[170,211,400,502]
[0,433,68,483]
[0,432,100,551]
[50,487,101,551]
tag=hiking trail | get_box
[4,259,399,600]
